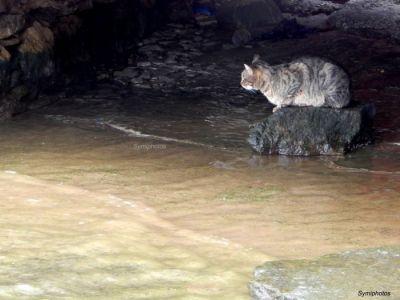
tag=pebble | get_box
[109,23,253,102]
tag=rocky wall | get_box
[0,0,171,119]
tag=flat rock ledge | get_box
[249,247,400,300]
[248,103,375,156]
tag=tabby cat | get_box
[241,55,351,112]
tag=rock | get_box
[215,0,283,37]
[53,15,82,37]
[138,44,164,54]
[288,13,331,30]
[250,247,400,300]
[113,67,140,79]
[0,85,30,120]
[0,36,21,47]
[0,45,11,62]
[276,0,342,32]
[248,103,375,156]
[18,21,55,84]
[19,21,54,54]
[329,0,400,42]
[0,14,25,39]
[201,41,220,52]
[276,0,343,17]
[166,0,193,22]
[232,27,252,46]
[0,46,11,90]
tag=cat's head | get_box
[240,54,263,91]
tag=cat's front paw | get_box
[272,106,281,113]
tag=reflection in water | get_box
[0,84,399,299]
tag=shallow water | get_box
[42,85,270,151]
[1,31,400,298]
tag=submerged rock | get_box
[249,247,400,300]
[248,103,375,156]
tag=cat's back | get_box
[292,56,328,67]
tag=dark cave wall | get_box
[0,0,176,119]
[54,0,171,82]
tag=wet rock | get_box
[248,103,375,156]
[17,21,55,85]
[275,0,342,31]
[276,0,343,17]
[232,27,252,46]
[0,45,11,91]
[138,44,164,54]
[250,247,400,300]
[0,36,21,47]
[19,21,54,54]
[201,41,221,52]
[0,85,30,120]
[0,45,11,62]
[329,0,400,42]
[215,0,283,37]
[115,23,225,91]
[167,0,193,22]
[0,20,55,119]
[114,67,140,79]
[0,14,25,39]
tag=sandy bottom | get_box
[0,117,399,299]
[0,172,270,299]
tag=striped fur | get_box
[241,55,351,112]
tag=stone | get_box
[232,27,252,46]
[276,0,343,17]
[19,21,54,54]
[0,14,25,39]
[0,46,11,91]
[138,44,164,54]
[0,45,11,61]
[248,103,375,156]
[250,247,400,300]
[0,36,21,47]
[0,85,30,119]
[329,0,400,42]
[215,0,283,36]
[113,67,140,79]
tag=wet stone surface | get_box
[112,24,220,89]
[250,247,400,300]
[248,103,376,156]
[110,23,251,99]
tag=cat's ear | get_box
[252,54,260,64]
[244,64,253,75]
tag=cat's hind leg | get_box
[325,89,350,108]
